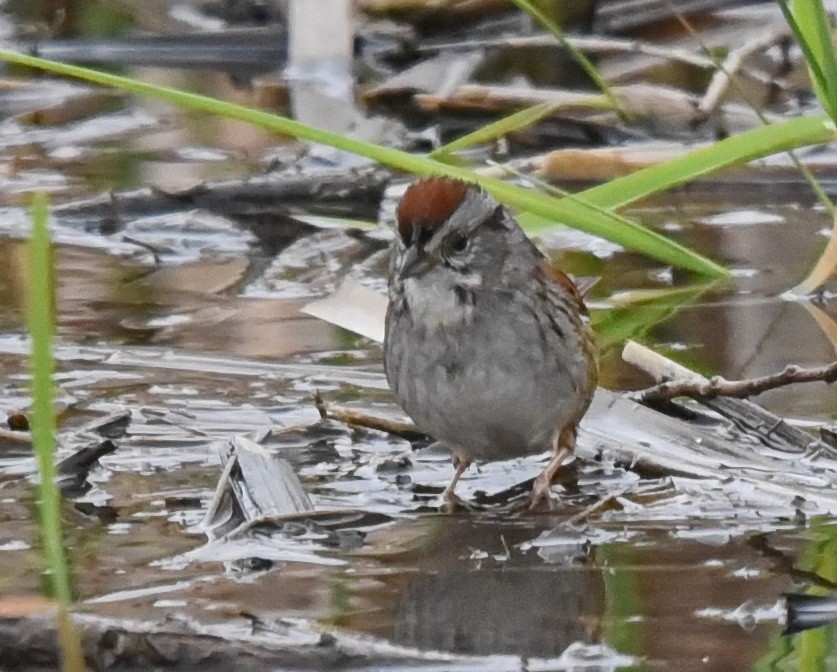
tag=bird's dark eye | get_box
[447,233,469,255]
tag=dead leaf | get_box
[790,212,837,295]
[799,300,837,357]
[302,281,387,343]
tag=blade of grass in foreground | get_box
[782,0,837,120]
[27,192,86,672]
[430,97,609,160]
[0,49,727,277]
[573,115,837,211]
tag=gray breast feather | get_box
[385,289,589,461]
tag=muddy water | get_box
[0,194,834,670]
[0,0,836,670]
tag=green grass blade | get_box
[778,1,829,95]
[575,115,836,210]
[27,191,73,607]
[482,158,728,275]
[28,192,87,672]
[672,5,834,216]
[433,101,561,158]
[780,0,836,118]
[790,0,837,118]
[509,0,623,117]
[592,284,718,353]
[487,180,729,275]
[0,49,727,276]
[0,49,445,175]
[806,0,837,118]
[430,97,608,159]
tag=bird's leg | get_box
[527,426,575,511]
[443,454,471,506]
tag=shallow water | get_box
[0,1,836,670]
[0,193,834,670]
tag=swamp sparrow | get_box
[384,178,598,510]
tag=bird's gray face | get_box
[388,183,537,332]
[390,226,483,323]
[391,186,517,286]
[393,216,481,289]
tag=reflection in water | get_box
[392,567,601,656]
[753,521,837,671]
[337,518,603,658]
[0,10,835,662]
[0,240,350,356]
[0,205,835,668]
[326,518,820,670]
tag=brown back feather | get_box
[538,259,590,315]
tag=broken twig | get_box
[698,24,790,117]
[560,493,621,527]
[314,392,427,441]
[633,360,837,403]
[623,340,835,455]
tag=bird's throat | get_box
[401,275,478,332]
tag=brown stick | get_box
[313,392,427,441]
[633,361,837,403]
[623,341,833,455]
[416,34,716,70]
[698,25,790,117]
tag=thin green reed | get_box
[27,191,72,605]
[27,192,85,671]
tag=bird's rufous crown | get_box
[396,178,470,241]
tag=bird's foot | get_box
[441,488,469,514]
[524,474,558,512]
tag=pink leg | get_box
[443,455,471,504]
[527,426,575,511]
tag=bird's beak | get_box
[398,246,434,279]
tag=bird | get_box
[383,177,598,510]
